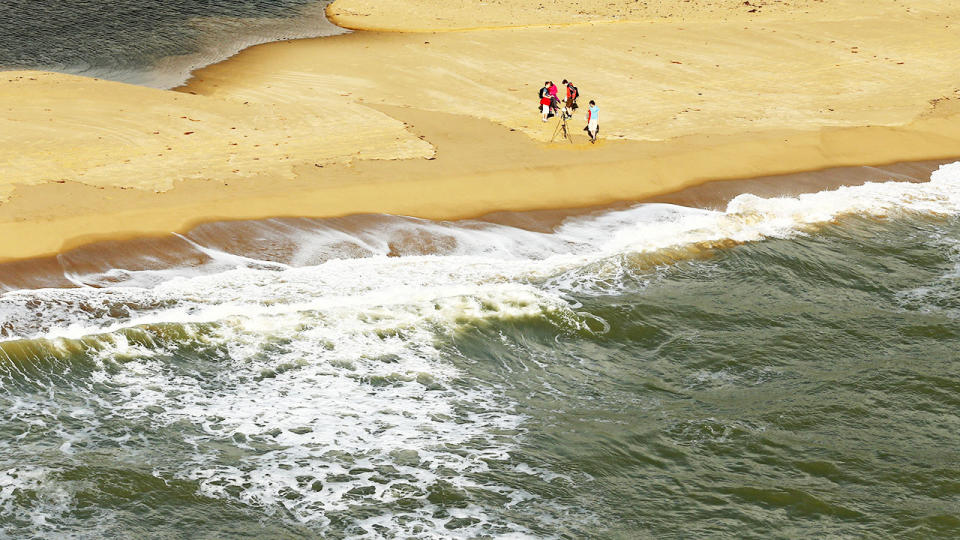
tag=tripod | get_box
[551,108,573,144]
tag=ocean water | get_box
[0,0,343,88]
[2,164,960,537]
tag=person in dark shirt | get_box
[539,81,550,99]
[563,79,579,111]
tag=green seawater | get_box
[1,208,959,538]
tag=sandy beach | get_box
[4,0,960,261]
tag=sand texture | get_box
[3,0,960,261]
[0,71,432,198]
[327,0,905,31]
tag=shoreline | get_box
[0,158,949,291]
[0,1,345,89]
[4,1,960,267]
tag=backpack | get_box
[567,84,579,109]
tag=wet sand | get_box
[3,0,960,263]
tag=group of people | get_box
[538,79,599,143]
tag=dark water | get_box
[1,169,960,537]
[0,0,341,88]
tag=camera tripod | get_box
[551,108,574,144]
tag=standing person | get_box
[538,81,552,119]
[540,93,553,122]
[548,81,560,115]
[539,81,551,100]
[585,100,599,143]
[563,79,578,111]
[538,81,553,121]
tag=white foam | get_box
[0,465,86,535]
[0,267,569,534]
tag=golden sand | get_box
[3,0,960,261]
[327,0,905,31]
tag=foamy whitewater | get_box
[2,164,960,537]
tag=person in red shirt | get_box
[540,94,553,122]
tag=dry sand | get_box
[3,0,960,261]
[328,0,909,31]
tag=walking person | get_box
[585,100,599,143]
